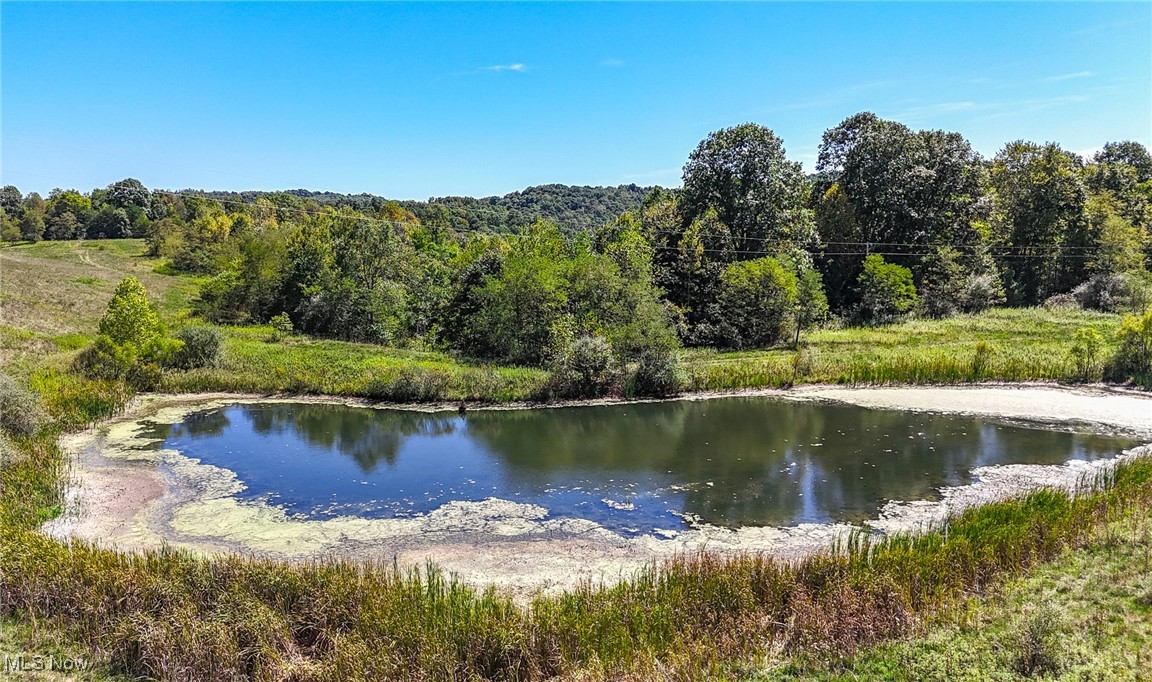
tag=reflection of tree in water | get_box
[157,400,1136,529]
[463,399,1133,527]
[167,408,232,440]
[240,404,458,474]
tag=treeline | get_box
[0,181,651,243]
[126,183,652,235]
[4,113,1151,379]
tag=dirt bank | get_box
[44,386,1152,596]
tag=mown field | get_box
[1,239,1150,681]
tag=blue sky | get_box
[2,2,1149,199]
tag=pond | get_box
[140,397,1139,536]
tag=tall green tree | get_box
[989,141,1087,304]
[681,123,815,254]
[813,113,987,311]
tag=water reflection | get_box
[144,398,1138,534]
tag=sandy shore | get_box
[44,385,1152,596]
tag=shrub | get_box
[76,279,177,389]
[918,247,966,318]
[628,346,685,397]
[716,256,798,348]
[1069,326,1104,381]
[1042,292,1079,311]
[1107,309,1152,385]
[0,373,44,437]
[1074,273,1128,312]
[267,312,294,343]
[961,271,1007,313]
[546,335,618,399]
[169,326,223,370]
[857,255,918,323]
[74,335,139,381]
[98,277,163,348]
[1010,604,1065,677]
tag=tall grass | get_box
[160,330,549,403]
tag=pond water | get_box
[140,398,1139,536]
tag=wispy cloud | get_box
[892,101,977,120]
[480,63,526,73]
[599,59,624,67]
[1040,70,1093,83]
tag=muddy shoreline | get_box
[45,385,1152,596]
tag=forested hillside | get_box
[3,112,1150,390]
[176,183,652,234]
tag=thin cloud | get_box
[893,101,978,120]
[480,63,527,73]
[599,59,624,67]
[1040,71,1093,83]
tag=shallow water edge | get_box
[45,385,1152,596]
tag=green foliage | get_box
[545,334,618,399]
[1087,196,1148,275]
[794,267,830,346]
[990,141,1088,305]
[98,277,163,349]
[857,255,918,323]
[814,113,987,311]
[918,247,968,318]
[1107,309,1152,386]
[169,326,223,370]
[268,312,294,342]
[628,346,685,397]
[0,373,44,437]
[1069,326,1104,382]
[681,123,816,252]
[77,277,174,388]
[715,256,799,348]
[454,221,677,368]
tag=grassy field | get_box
[759,506,1152,681]
[0,239,1125,397]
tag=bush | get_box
[546,335,618,399]
[169,326,222,370]
[74,335,139,381]
[716,256,798,348]
[1073,273,1128,312]
[857,255,917,323]
[267,312,294,343]
[1042,292,1079,311]
[1073,271,1152,313]
[628,346,685,397]
[1010,604,1065,677]
[0,373,44,437]
[1107,309,1152,385]
[76,278,177,389]
[961,272,1007,313]
[98,277,163,348]
[1069,326,1104,381]
[918,247,966,318]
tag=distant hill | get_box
[195,183,656,233]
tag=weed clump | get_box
[0,373,44,437]
[1010,603,1065,677]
